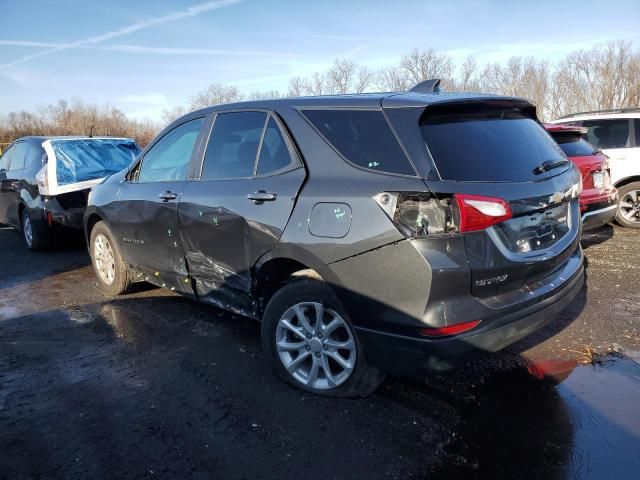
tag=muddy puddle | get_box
[431,353,640,479]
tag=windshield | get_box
[51,138,140,185]
[421,108,567,182]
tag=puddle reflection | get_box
[432,354,640,479]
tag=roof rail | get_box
[559,107,640,119]
[409,79,441,94]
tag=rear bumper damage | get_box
[357,256,583,375]
[324,238,584,376]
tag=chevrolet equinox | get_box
[85,80,585,397]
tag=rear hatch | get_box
[37,138,140,196]
[385,98,582,298]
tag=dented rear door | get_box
[178,110,305,317]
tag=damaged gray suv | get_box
[85,80,585,397]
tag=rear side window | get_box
[550,133,597,157]
[635,119,640,147]
[582,119,630,149]
[256,117,294,175]
[201,111,267,179]
[420,108,565,182]
[25,144,44,169]
[8,142,28,171]
[302,110,415,176]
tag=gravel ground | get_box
[0,224,638,479]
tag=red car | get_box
[545,123,618,231]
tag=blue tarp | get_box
[51,138,140,186]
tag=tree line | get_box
[0,100,158,148]
[2,40,638,148]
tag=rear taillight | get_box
[418,319,481,337]
[35,164,50,196]
[374,192,454,238]
[453,194,512,232]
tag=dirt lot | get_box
[0,224,639,479]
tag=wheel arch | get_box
[84,210,106,244]
[614,176,640,189]
[253,246,331,315]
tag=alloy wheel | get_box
[275,302,356,390]
[23,215,33,248]
[93,233,116,285]
[618,189,640,224]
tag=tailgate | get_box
[415,100,582,298]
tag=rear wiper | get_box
[533,159,570,175]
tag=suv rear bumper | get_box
[582,203,617,231]
[356,260,583,375]
[323,237,584,376]
[42,197,85,230]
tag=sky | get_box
[1,0,639,121]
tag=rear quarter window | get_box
[302,109,416,176]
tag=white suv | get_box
[551,109,640,228]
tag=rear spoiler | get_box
[418,99,538,122]
[543,123,588,135]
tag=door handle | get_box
[158,191,178,202]
[247,190,277,204]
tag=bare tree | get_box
[305,72,327,96]
[161,105,188,125]
[326,59,357,94]
[355,66,374,93]
[400,48,454,86]
[480,57,550,118]
[549,41,640,118]
[287,76,306,97]
[189,83,243,109]
[246,90,282,101]
[375,66,411,92]
[449,56,481,92]
[0,100,159,147]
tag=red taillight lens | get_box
[418,320,481,337]
[454,194,512,232]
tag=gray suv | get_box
[85,81,584,397]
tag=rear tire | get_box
[89,221,131,295]
[21,209,50,251]
[615,182,640,229]
[261,277,385,397]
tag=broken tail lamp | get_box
[374,191,512,237]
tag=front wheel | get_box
[90,221,131,295]
[616,182,640,229]
[261,278,385,397]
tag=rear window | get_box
[420,108,566,182]
[302,109,416,176]
[549,133,597,157]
